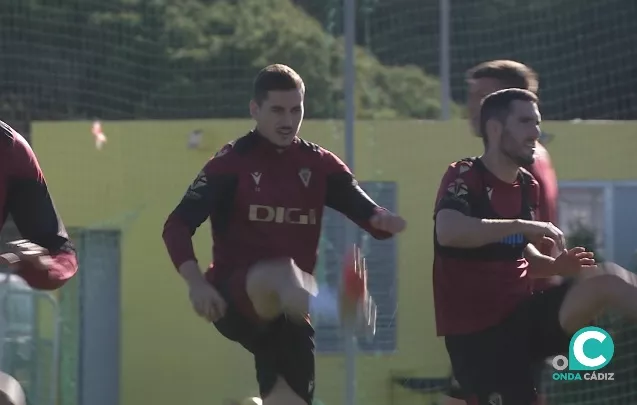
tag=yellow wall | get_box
[32,120,637,405]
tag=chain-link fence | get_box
[0,223,60,405]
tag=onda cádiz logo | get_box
[552,326,615,381]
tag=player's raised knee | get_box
[246,259,287,320]
[246,258,314,321]
[587,273,627,302]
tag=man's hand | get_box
[553,247,597,276]
[519,220,566,251]
[0,240,52,271]
[178,260,227,322]
[187,279,227,322]
[370,210,406,234]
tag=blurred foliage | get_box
[5,0,634,121]
[295,0,637,120]
[0,0,453,120]
[566,221,604,262]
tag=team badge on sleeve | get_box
[213,144,232,158]
[447,178,469,198]
[185,171,207,200]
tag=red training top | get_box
[0,121,78,290]
[163,130,392,290]
[433,158,540,335]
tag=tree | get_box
[0,0,454,120]
[296,0,637,120]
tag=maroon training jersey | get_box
[528,143,558,225]
[526,142,561,291]
[433,158,540,336]
[163,130,392,284]
[0,121,78,290]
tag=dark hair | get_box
[467,60,539,94]
[253,64,305,105]
[479,88,538,143]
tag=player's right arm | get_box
[162,147,236,321]
[434,161,556,248]
[162,146,236,279]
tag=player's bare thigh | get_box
[245,257,317,322]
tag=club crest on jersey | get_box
[298,168,312,188]
[185,171,207,200]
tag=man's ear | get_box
[485,118,502,141]
[249,99,259,120]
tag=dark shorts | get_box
[445,362,546,400]
[444,282,574,405]
[211,272,315,404]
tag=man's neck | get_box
[480,150,519,183]
[253,127,296,152]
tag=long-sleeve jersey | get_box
[163,130,392,282]
[0,121,78,290]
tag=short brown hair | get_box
[479,88,538,141]
[467,60,539,94]
[253,64,305,104]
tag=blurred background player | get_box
[187,129,203,149]
[441,60,560,405]
[162,64,406,405]
[466,60,560,271]
[91,120,107,151]
[433,88,637,405]
[0,121,79,404]
[0,121,78,289]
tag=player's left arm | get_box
[5,130,78,290]
[323,151,405,239]
[526,243,597,277]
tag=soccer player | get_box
[441,60,559,405]
[0,121,79,405]
[466,60,560,278]
[162,64,406,405]
[433,88,637,405]
[0,121,78,288]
